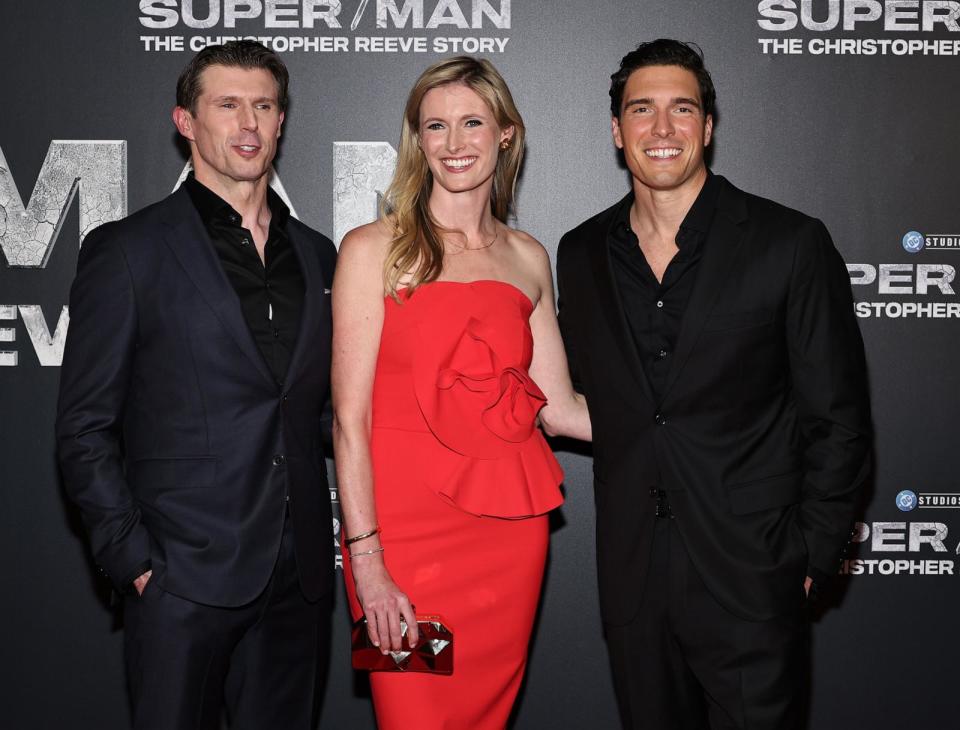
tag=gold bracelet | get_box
[344,526,381,546]
[348,546,385,560]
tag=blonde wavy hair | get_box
[381,56,526,299]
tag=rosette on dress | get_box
[408,281,564,518]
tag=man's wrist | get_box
[123,560,153,592]
[132,570,152,591]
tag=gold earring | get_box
[499,139,511,151]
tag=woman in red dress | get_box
[332,56,591,729]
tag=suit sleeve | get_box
[56,225,151,591]
[785,218,872,584]
[317,234,338,450]
[556,233,583,392]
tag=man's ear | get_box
[277,111,285,139]
[611,115,624,150]
[703,114,714,148]
[172,106,195,142]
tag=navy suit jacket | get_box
[57,187,336,606]
[558,176,872,624]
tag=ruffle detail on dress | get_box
[409,282,564,517]
[422,434,564,518]
[433,318,547,447]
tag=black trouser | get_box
[605,517,808,730]
[123,514,332,730]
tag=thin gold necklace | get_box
[448,229,498,254]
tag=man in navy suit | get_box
[57,41,336,729]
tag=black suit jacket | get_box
[56,187,336,607]
[557,176,871,624]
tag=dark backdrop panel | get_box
[2,1,957,727]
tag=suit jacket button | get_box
[273,455,286,466]
[654,413,666,425]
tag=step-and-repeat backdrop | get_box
[2,1,957,727]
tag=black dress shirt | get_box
[184,174,304,386]
[608,173,721,403]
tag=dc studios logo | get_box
[902,231,925,253]
[901,229,960,252]
[896,490,918,512]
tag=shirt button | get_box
[229,214,239,224]
[240,237,250,246]
[657,349,668,359]
[654,413,666,426]
[282,393,289,402]
[656,300,664,309]
[273,455,286,466]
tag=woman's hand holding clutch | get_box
[351,558,420,653]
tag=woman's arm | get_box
[332,222,419,651]
[525,240,592,442]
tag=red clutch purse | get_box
[351,614,454,674]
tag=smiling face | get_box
[612,64,713,195]
[418,82,513,196]
[173,64,284,190]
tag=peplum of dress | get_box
[343,279,564,730]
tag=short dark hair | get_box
[609,39,716,120]
[176,40,289,114]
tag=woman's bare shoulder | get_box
[502,226,552,278]
[340,218,394,260]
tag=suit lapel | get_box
[660,178,748,404]
[588,194,656,405]
[160,189,277,388]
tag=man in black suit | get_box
[557,39,871,729]
[56,41,336,729]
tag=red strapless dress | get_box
[343,279,564,730]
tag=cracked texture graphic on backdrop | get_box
[333,141,397,247]
[0,141,126,268]
[0,304,15,366]
[18,305,69,367]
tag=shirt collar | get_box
[184,173,290,231]
[611,170,719,243]
[678,170,719,235]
